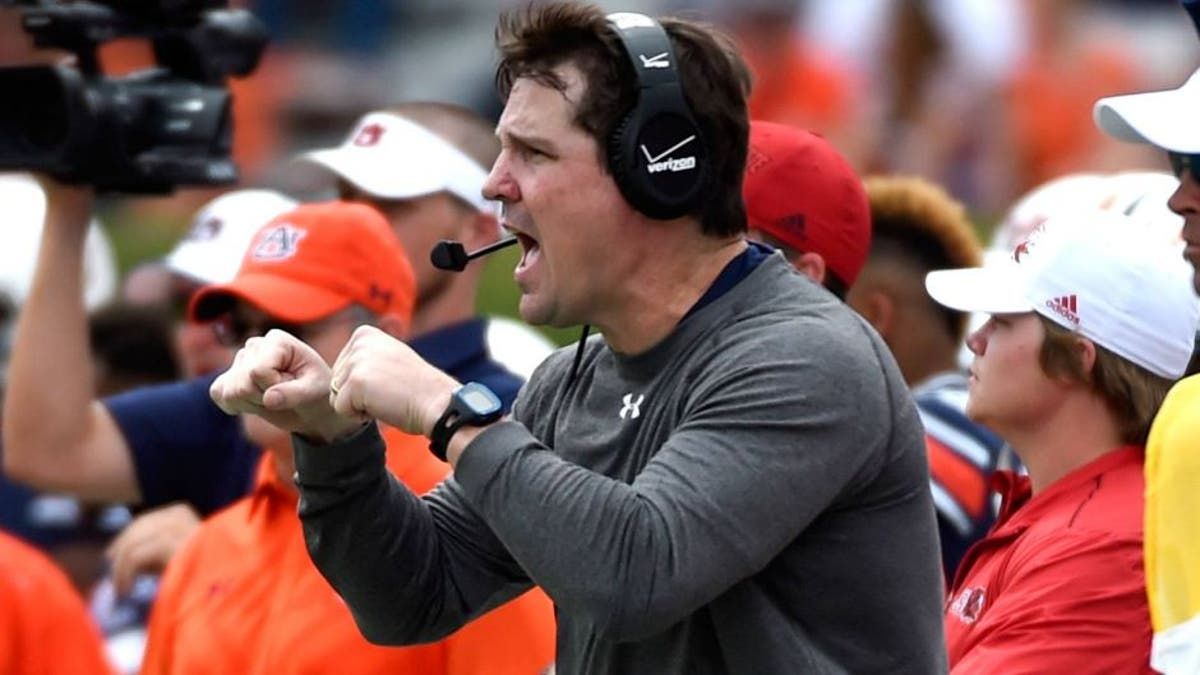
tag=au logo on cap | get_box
[252,224,307,261]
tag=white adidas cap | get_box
[164,189,298,285]
[297,112,494,213]
[929,210,1199,379]
[1095,67,1200,152]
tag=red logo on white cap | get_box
[1046,294,1080,326]
[352,123,386,147]
[252,224,307,261]
[1012,222,1048,263]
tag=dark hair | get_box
[88,304,181,396]
[494,2,752,237]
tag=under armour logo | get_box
[368,283,392,307]
[639,52,669,69]
[619,393,644,420]
[353,123,386,147]
[251,223,306,261]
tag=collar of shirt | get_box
[407,318,489,375]
[988,445,1143,535]
[682,240,773,322]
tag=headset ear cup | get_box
[607,113,649,215]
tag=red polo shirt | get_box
[944,446,1152,674]
[142,427,556,675]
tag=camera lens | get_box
[0,67,71,157]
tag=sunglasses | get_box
[212,313,303,348]
[1168,151,1200,184]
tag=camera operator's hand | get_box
[329,325,459,439]
[33,174,93,231]
[209,329,365,444]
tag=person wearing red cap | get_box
[0,527,113,675]
[742,120,871,299]
[141,201,555,674]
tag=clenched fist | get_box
[209,329,364,443]
[328,325,459,437]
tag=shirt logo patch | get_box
[619,393,644,420]
[950,586,987,625]
[252,223,307,261]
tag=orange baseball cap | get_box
[189,201,415,326]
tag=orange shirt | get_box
[0,530,113,675]
[142,427,556,675]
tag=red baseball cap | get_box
[189,201,416,327]
[743,121,871,287]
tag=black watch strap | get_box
[428,406,465,462]
[428,383,503,462]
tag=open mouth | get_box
[514,231,540,273]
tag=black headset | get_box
[605,12,709,220]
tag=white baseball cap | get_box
[929,210,1199,380]
[164,189,298,285]
[297,112,494,213]
[1094,66,1200,152]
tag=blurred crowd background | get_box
[3,0,1197,347]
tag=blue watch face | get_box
[459,383,502,415]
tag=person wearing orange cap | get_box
[0,527,113,675]
[741,120,872,299]
[141,201,555,674]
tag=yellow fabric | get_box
[1146,374,1200,636]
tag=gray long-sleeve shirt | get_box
[295,254,947,674]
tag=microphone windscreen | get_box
[430,240,469,271]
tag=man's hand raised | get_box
[210,329,365,444]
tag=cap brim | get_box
[925,267,1032,315]
[189,273,350,324]
[164,244,235,286]
[1095,88,1200,153]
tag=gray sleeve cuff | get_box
[292,422,386,488]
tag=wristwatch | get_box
[429,382,503,462]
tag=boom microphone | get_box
[430,237,519,272]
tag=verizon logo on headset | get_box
[641,135,697,175]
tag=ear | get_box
[853,290,896,339]
[376,312,409,341]
[1075,336,1098,379]
[792,251,828,286]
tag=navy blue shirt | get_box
[106,319,525,514]
[408,318,524,409]
[105,372,258,516]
